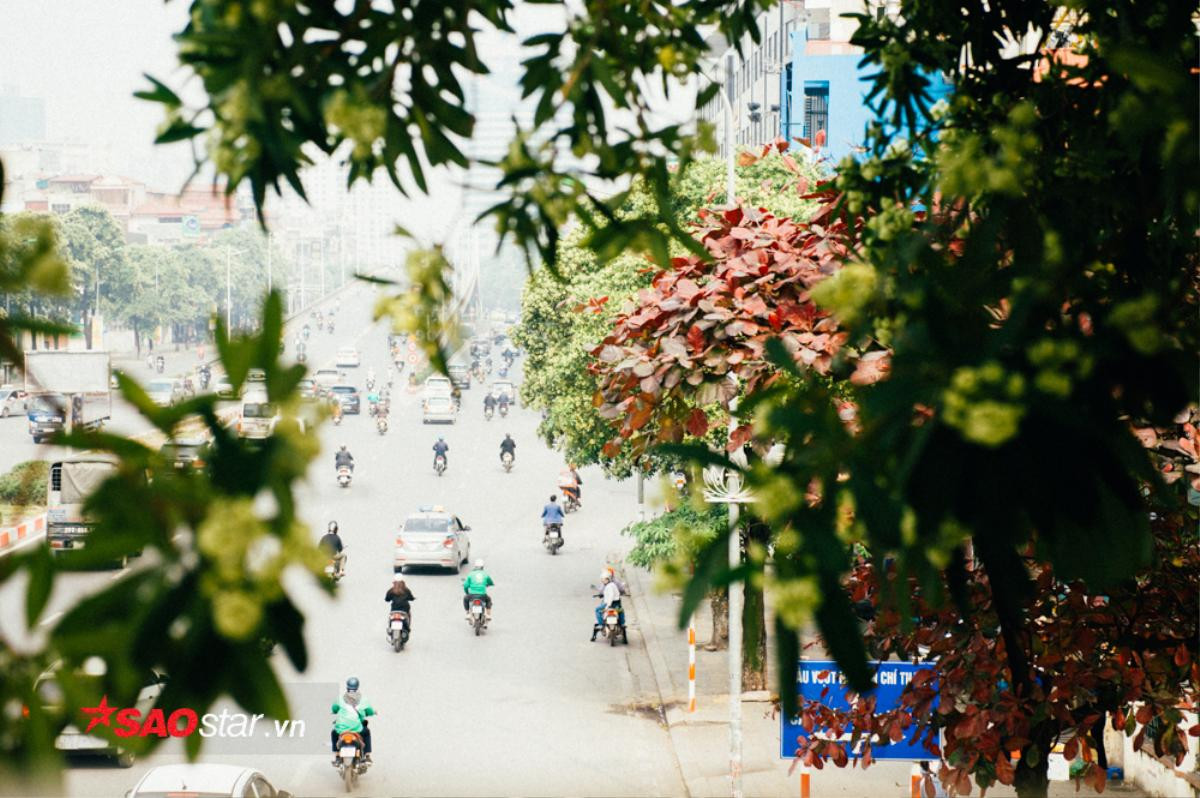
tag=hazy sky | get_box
[0,1,195,180]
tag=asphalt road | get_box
[2,297,685,796]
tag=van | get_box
[237,392,278,439]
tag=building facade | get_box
[700,1,953,164]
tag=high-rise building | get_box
[0,86,46,145]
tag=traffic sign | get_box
[408,353,418,364]
[780,660,936,761]
[407,341,417,353]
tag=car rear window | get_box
[242,402,276,418]
[404,517,451,532]
[148,380,174,393]
[331,386,357,395]
[426,397,451,409]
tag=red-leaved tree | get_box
[794,410,1200,798]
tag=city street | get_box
[1,293,686,797]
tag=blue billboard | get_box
[780,660,937,761]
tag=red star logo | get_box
[80,695,115,733]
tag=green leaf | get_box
[678,524,733,627]
[134,74,183,108]
[24,546,54,629]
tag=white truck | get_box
[24,351,112,442]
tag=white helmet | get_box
[473,559,485,569]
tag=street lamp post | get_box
[703,389,752,798]
[225,246,248,332]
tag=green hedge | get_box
[0,460,49,506]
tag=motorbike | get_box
[298,351,307,364]
[387,610,410,652]
[671,470,689,497]
[501,451,514,473]
[155,356,165,374]
[366,377,375,392]
[325,554,345,583]
[498,366,509,378]
[333,730,370,792]
[467,595,489,636]
[601,605,627,646]
[563,491,581,514]
[543,522,564,555]
[333,412,343,426]
[434,453,447,477]
[376,416,388,435]
[337,465,352,488]
[498,402,509,418]
[328,322,335,334]
[484,405,494,421]
[199,370,211,390]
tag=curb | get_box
[0,513,46,556]
[628,564,696,798]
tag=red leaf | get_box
[1175,646,1191,667]
[686,408,709,437]
[686,325,706,354]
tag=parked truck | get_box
[24,351,112,442]
[45,453,123,562]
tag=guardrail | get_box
[0,512,46,556]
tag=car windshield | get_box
[404,517,451,532]
[29,396,62,413]
[148,380,174,393]
[161,444,201,458]
[242,402,275,418]
[331,386,356,395]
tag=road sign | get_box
[780,660,936,761]
[407,341,417,353]
[408,353,418,364]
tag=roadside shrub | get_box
[0,460,49,506]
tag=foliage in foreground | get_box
[0,461,49,508]
[0,294,324,784]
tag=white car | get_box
[394,507,471,574]
[335,347,361,367]
[0,385,27,417]
[145,378,180,406]
[422,394,456,424]
[423,375,452,396]
[127,764,293,798]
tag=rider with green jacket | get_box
[462,559,495,620]
[330,677,376,763]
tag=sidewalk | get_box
[624,564,1141,798]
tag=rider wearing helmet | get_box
[330,677,376,762]
[483,392,497,412]
[462,559,495,620]
[335,445,354,472]
[499,433,516,462]
[319,521,346,577]
[592,571,626,641]
[432,437,449,469]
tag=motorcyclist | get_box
[330,677,375,763]
[462,559,494,620]
[432,437,449,469]
[319,521,346,577]
[559,467,581,507]
[335,445,355,473]
[330,395,343,422]
[385,576,415,628]
[450,385,462,410]
[483,393,497,414]
[592,571,626,641]
[366,367,376,388]
[499,434,516,462]
[541,494,565,540]
[366,389,381,415]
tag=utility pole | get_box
[724,52,738,208]
[225,247,232,332]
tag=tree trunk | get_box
[742,575,768,691]
[1014,729,1055,798]
[707,588,728,651]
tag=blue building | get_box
[783,32,954,163]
